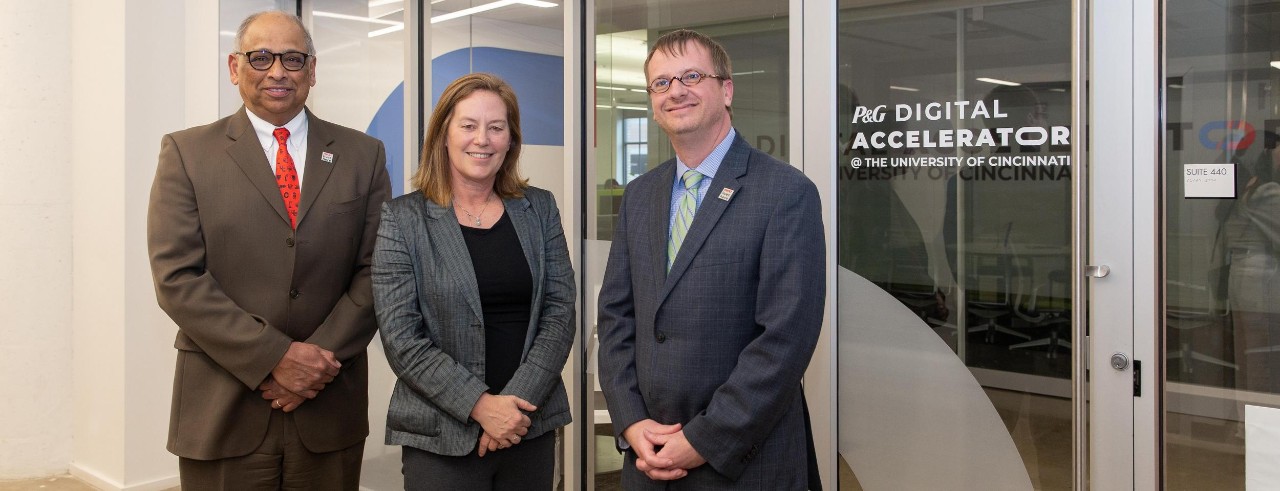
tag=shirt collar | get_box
[675,127,735,182]
[245,108,308,145]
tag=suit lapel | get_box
[298,110,337,226]
[644,161,678,297]
[422,198,484,321]
[659,135,749,300]
[504,196,543,355]
[504,197,540,291]
[225,108,291,226]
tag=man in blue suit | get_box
[597,29,826,490]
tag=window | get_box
[619,116,647,184]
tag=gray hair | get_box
[235,10,315,55]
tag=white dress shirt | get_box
[245,108,309,191]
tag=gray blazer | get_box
[373,187,575,456]
[597,132,826,489]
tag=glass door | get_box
[1163,1,1280,488]
[581,0,1150,488]
[835,1,1080,489]
[585,2,792,489]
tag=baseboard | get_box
[69,463,179,491]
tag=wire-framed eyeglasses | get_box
[236,50,312,71]
[647,70,726,93]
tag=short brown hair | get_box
[413,73,527,206]
[644,29,733,115]
[644,29,732,81]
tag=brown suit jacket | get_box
[148,107,391,460]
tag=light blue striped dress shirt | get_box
[668,128,736,238]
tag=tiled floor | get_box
[0,476,98,491]
[360,450,403,490]
[2,400,1253,491]
[0,476,177,491]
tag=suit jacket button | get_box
[655,331,667,343]
[285,237,295,247]
[289,289,300,299]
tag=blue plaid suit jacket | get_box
[598,132,826,490]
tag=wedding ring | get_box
[273,400,281,408]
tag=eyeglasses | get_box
[647,70,726,93]
[236,50,312,71]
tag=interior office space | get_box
[4,0,1280,489]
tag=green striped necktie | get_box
[668,169,704,271]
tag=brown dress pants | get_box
[178,409,364,491]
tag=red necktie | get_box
[272,128,300,228]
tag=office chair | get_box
[965,252,1029,344]
[885,246,955,335]
[1010,268,1072,358]
[1166,306,1236,376]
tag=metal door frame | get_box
[1089,0,1161,489]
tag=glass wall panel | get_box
[425,4,568,486]
[302,1,566,489]
[305,2,407,489]
[587,1,789,488]
[1163,1,1280,489]
[310,0,407,192]
[837,1,1074,489]
[428,0,567,197]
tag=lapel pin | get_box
[718,187,735,201]
[321,152,334,163]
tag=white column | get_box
[70,1,218,489]
[70,0,129,485]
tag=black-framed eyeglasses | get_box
[237,50,312,71]
[647,70,726,93]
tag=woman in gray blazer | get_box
[372,73,575,490]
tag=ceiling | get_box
[332,0,1280,102]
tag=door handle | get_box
[1086,265,1110,278]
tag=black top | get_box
[460,211,533,394]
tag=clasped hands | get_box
[471,393,537,457]
[623,419,706,481]
[259,341,341,412]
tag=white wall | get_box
[0,0,75,478]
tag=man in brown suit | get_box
[147,10,390,490]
